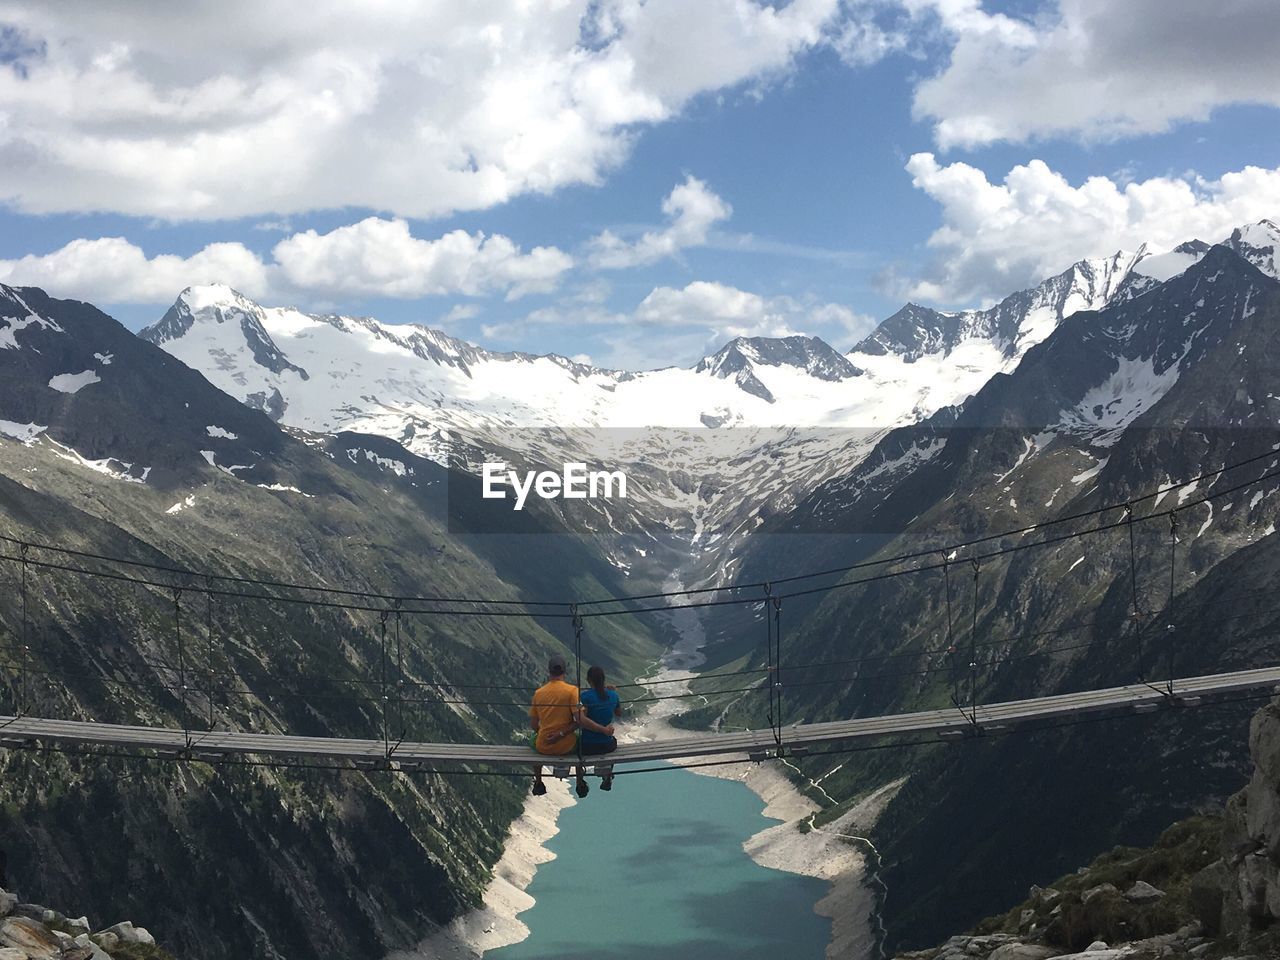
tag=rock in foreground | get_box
[0,885,173,960]
[894,697,1280,960]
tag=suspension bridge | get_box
[1,445,1280,782]
[2,666,1278,776]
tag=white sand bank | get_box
[390,779,575,959]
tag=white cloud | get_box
[633,281,875,340]
[634,281,796,337]
[439,304,481,326]
[910,0,1280,148]
[273,218,572,300]
[595,328,721,371]
[0,219,572,304]
[587,175,732,269]
[0,237,272,303]
[901,152,1280,305]
[604,282,873,367]
[0,1,845,219]
[480,279,871,368]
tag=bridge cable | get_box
[1124,502,1147,680]
[205,580,216,732]
[378,611,390,760]
[5,447,1280,754]
[571,604,587,796]
[942,553,959,712]
[763,584,777,746]
[572,445,1280,608]
[969,557,981,724]
[2,457,1277,626]
[0,532,568,609]
[1165,511,1180,695]
[773,593,784,750]
[13,684,1278,782]
[1,442,1276,619]
[173,588,190,750]
[395,603,405,743]
[19,543,29,718]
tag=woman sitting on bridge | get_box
[529,653,614,796]
[579,665,622,790]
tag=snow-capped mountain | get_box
[138,220,1280,581]
[694,335,861,403]
[856,250,1143,363]
[142,287,907,436]
[740,221,1280,607]
[1228,218,1280,278]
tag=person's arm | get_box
[529,703,540,732]
[604,685,623,716]
[573,705,614,736]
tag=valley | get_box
[2,220,1280,959]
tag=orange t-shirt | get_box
[530,678,579,755]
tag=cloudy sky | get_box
[0,0,1277,369]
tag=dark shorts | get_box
[579,737,617,756]
[528,730,578,754]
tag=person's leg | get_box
[580,738,617,789]
[601,737,617,790]
[530,732,548,794]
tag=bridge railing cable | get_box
[2,444,1280,773]
[0,444,1276,619]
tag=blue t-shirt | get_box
[579,687,620,744]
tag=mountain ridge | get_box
[709,236,1280,948]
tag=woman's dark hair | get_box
[587,665,607,697]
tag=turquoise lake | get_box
[489,764,832,959]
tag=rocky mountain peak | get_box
[1227,218,1280,279]
[850,250,1142,366]
[849,302,960,360]
[143,285,308,381]
[696,334,860,381]
[694,334,861,403]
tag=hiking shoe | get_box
[575,778,590,798]
[532,780,547,796]
[601,778,613,792]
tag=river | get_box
[486,761,833,960]
[488,570,834,959]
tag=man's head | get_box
[548,653,567,677]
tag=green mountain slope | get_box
[0,285,659,959]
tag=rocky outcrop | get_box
[1190,697,1280,953]
[0,885,171,960]
[896,696,1280,960]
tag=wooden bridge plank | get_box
[1,666,1276,770]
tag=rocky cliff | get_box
[1192,696,1280,953]
[893,696,1280,960]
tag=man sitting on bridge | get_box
[529,653,614,797]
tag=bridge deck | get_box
[2,666,1277,772]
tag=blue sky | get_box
[0,1,1277,369]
